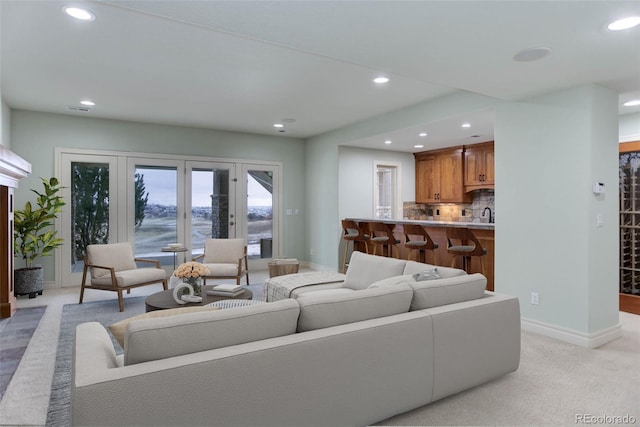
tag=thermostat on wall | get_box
[592,181,605,194]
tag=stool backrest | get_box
[342,219,365,240]
[446,227,485,256]
[403,224,437,249]
[368,221,396,243]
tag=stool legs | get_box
[342,240,351,273]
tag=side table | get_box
[161,246,189,271]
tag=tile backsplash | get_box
[404,190,495,223]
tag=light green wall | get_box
[306,91,499,268]
[338,146,415,220]
[1,100,9,148]
[619,112,640,141]
[10,110,306,280]
[495,84,618,335]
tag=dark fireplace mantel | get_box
[0,145,31,318]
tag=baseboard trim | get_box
[521,316,622,348]
[300,261,338,272]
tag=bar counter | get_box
[345,218,495,291]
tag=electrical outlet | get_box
[461,209,466,216]
[531,292,539,305]
[310,248,315,256]
[436,209,440,216]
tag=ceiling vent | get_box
[66,105,91,112]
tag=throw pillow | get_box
[109,306,219,348]
[413,268,440,281]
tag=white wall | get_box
[619,112,640,142]
[10,110,306,281]
[495,84,619,345]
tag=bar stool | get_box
[403,223,439,265]
[446,227,487,274]
[368,221,400,258]
[341,219,369,273]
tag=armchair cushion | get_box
[91,268,166,288]
[201,263,242,277]
[87,242,137,278]
[203,238,245,263]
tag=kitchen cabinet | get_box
[415,146,470,203]
[464,141,494,191]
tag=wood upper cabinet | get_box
[415,146,470,203]
[464,141,494,191]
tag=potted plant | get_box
[13,177,65,298]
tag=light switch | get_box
[286,209,293,216]
[596,213,604,227]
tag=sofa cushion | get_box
[296,283,413,332]
[109,305,220,348]
[409,273,487,310]
[343,251,407,290]
[403,261,467,279]
[367,274,414,289]
[124,299,300,365]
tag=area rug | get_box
[46,297,146,426]
[0,306,47,400]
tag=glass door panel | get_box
[187,162,236,258]
[247,170,273,259]
[59,154,118,286]
[132,165,178,267]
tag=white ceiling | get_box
[2,0,639,152]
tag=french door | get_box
[58,149,280,286]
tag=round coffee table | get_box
[145,285,253,312]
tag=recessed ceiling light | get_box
[414,144,424,149]
[461,123,471,128]
[419,132,427,137]
[80,100,95,106]
[281,118,296,123]
[623,99,640,107]
[608,16,640,31]
[273,123,284,128]
[513,47,552,62]
[384,140,392,145]
[373,76,390,84]
[63,6,95,21]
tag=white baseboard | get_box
[300,261,339,272]
[521,316,622,348]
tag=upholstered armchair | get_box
[193,238,249,287]
[80,242,168,311]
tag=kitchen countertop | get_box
[346,218,495,230]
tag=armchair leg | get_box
[245,272,250,287]
[79,284,85,304]
[117,289,124,312]
[162,279,168,291]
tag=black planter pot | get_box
[14,267,44,299]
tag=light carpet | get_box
[0,286,638,426]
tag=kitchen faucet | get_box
[482,207,493,223]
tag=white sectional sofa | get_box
[72,252,521,427]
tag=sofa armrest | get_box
[424,293,521,401]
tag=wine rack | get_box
[619,152,640,296]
